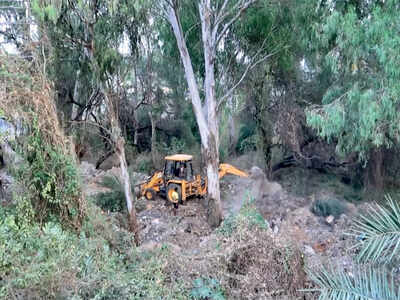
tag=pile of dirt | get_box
[220,165,361,275]
[80,160,361,299]
[163,220,312,299]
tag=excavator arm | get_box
[218,163,248,179]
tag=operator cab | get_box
[164,154,194,181]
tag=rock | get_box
[304,245,316,256]
[249,166,265,180]
[325,215,335,225]
[135,198,148,213]
[139,241,160,252]
[98,153,120,171]
[79,161,98,183]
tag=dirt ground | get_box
[80,160,363,299]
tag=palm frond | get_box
[307,265,400,300]
[349,195,400,264]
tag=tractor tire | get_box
[144,188,156,201]
[167,184,181,205]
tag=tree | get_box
[306,0,400,189]
[33,0,141,244]
[164,0,267,227]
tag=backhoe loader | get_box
[138,154,248,207]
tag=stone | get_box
[325,215,335,224]
[304,245,316,256]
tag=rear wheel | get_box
[144,188,156,201]
[167,184,182,205]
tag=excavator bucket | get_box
[218,163,248,179]
[138,171,164,199]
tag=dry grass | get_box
[0,55,66,151]
[163,218,309,299]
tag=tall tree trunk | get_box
[116,136,140,245]
[71,70,81,121]
[227,97,236,152]
[24,0,31,44]
[133,66,139,148]
[200,2,222,227]
[365,147,384,191]
[148,111,158,168]
[167,2,222,227]
[106,90,140,245]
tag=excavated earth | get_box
[79,161,365,298]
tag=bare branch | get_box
[214,0,257,48]
[217,48,280,111]
[214,0,229,23]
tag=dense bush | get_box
[95,175,129,212]
[0,57,85,230]
[311,197,347,218]
[13,123,85,229]
[0,204,186,299]
[217,195,268,237]
[236,123,257,154]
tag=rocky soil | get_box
[80,161,362,275]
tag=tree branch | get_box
[214,0,257,48]
[217,47,280,111]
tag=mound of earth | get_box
[80,161,363,299]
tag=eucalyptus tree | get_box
[163,0,276,227]
[33,0,142,244]
[306,0,400,188]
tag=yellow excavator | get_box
[138,154,248,207]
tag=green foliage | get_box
[308,265,400,300]
[133,152,153,174]
[311,197,347,218]
[237,133,257,155]
[95,175,131,212]
[32,0,59,24]
[160,137,187,155]
[307,1,400,160]
[0,204,185,299]
[349,195,400,264]
[309,195,400,299]
[15,122,83,228]
[190,277,225,300]
[217,193,268,237]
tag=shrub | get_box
[311,197,347,218]
[190,278,225,300]
[14,123,84,229]
[0,204,185,299]
[95,175,126,212]
[131,152,153,174]
[217,194,268,237]
[95,174,136,213]
[159,137,187,155]
[235,123,257,154]
[0,56,85,229]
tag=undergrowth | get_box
[0,55,85,229]
[0,203,186,299]
[165,194,307,299]
[311,197,347,218]
[95,175,130,212]
[217,194,268,237]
